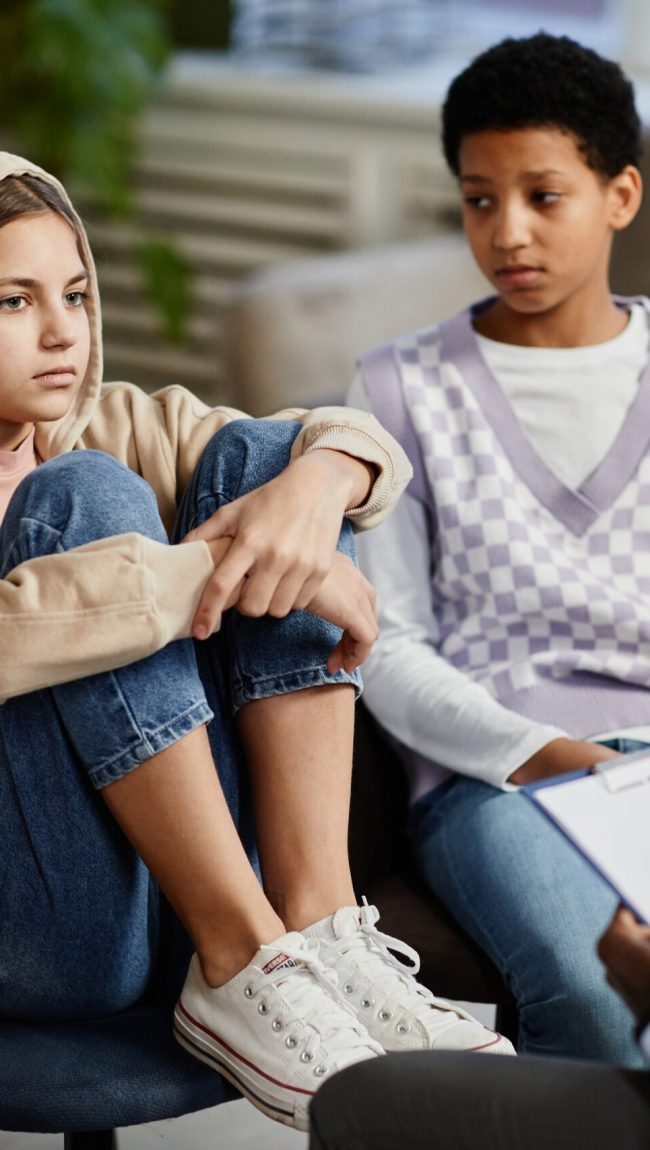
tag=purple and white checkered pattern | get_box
[387,321,650,705]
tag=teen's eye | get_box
[0,295,26,312]
[463,195,491,210]
[532,191,562,205]
[65,290,88,307]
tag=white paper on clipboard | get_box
[523,751,650,924]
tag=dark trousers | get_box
[309,1051,650,1150]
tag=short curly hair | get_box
[442,33,642,179]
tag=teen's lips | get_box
[33,365,77,387]
[494,264,543,289]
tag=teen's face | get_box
[0,211,90,450]
[458,127,629,328]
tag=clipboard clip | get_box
[592,750,650,793]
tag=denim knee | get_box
[204,418,302,500]
[175,419,302,536]
[1,450,168,572]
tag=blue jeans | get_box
[411,738,647,1067]
[0,421,360,1022]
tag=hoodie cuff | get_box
[144,537,215,640]
[291,414,412,528]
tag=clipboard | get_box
[522,749,650,925]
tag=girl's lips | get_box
[34,368,77,387]
[495,266,543,289]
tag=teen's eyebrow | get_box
[460,168,566,184]
[0,270,88,289]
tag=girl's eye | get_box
[463,195,491,210]
[65,290,88,307]
[533,191,561,205]
[0,295,26,312]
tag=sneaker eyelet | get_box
[314,1064,328,1078]
[258,1002,269,1015]
[343,984,355,995]
[379,1010,391,1022]
[285,1035,299,1049]
[272,1018,284,1031]
[360,998,374,1009]
[397,1022,411,1034]
[300,1050,314,1063]
[244,985,254,999]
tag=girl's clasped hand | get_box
[184,448,379,670]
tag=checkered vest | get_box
[359,297,650,738]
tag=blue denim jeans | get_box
[0,420,360,1021]
[411,738,648,1068]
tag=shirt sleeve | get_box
[0,533,214,703]
[91,384,412,535]
[348,373,566,789]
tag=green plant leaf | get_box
[0,0,171,210]
[0,0,195,345]
[135,237,193,345]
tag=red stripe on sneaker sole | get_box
[470,1031,509,1052]
[174,1023,297,1121]
[175,999,315,1097]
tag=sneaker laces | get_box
[245,936,380,1072]
[332,900,478,1040]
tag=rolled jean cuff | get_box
[225,603,362,711]
[232,662,362,711]
[88,699,214,789]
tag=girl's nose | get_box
[41,305,76,349]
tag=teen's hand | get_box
[183,450,374,639]
[597,907,650,1025]
[305,552,378,672]
[508,737,620,785]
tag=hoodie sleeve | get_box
[87,384,412,533]
[0,533,214,703]
[130,387,412,530]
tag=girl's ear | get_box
[608,164,643,231]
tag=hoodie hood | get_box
[0,152,103,459]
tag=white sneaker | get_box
[314,903,516,1055]
[173,931,383,1131]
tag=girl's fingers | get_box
[192,542,253,636]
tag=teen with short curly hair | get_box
[442,32,642,179]
[350,33,649,1065]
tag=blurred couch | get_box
[222,231,489,413]
[221,132,650,416]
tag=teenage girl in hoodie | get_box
[0,154,513,1132]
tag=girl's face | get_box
[0,211,90,450]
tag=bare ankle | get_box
[197,921,286,989]
[273,890,357,934]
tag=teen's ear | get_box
[608,164,643,231]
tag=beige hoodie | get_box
[0,154,411,703]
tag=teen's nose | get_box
[40,301,76,349]
[492,198,531,251]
